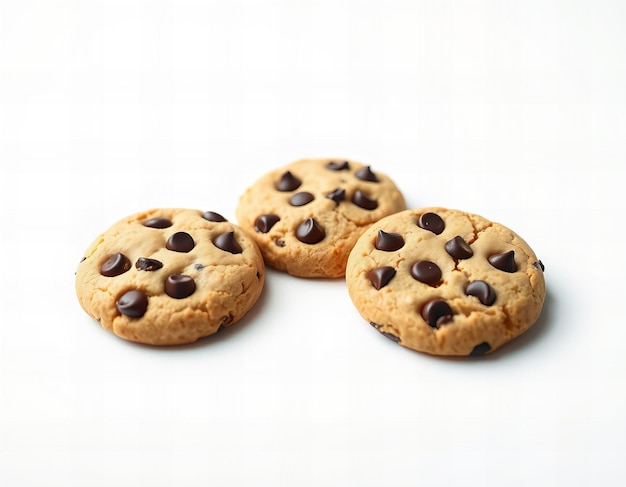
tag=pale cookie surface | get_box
[346,207,546,356]
[236,159,406,278]
[75,209,265,345]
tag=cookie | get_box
[235,159,406,277]
[345,207,546,356]
[75,208,265,345]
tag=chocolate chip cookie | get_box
[345,207,546,356]
[235,159,406,278]
[75,209,265,345]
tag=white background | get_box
[1,0,624,485]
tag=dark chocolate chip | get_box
[274,238,286,247]
[143,217,172,229]
[195,263,204,271]
[375,230,405,251]
[470,342,492,356]
[368,266,396,290]
[166,232,195,252]
[466,280,496,306]
[352,190,378,210]
[165,274,196,299]
[214,231,243,254]
[410,261,442,286]
[100,253,131,277]
[488,250,517,272]
[116,290,148,318]
[355,165,379,182]
[533,260,545,272]
[202,211,227,222]
[326,188,346,205]
[135,257,163,272]
[276,171,302,192]
[421,299,454,328]
[218,314,234,331]
[254,214,280,233]
[381,331,401,343]
[289,192,315,207]
[327,161,350,171]
[418,212,445,235]
[445,236,473,259]
[296,218,325,244]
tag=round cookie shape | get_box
[235,159,407,277]
[345,207,546,356]
[75,209,265,346]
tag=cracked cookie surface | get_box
[75,208,265,345]
[236,159,406,277]
[346,207,546,356]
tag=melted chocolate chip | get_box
[421,299,454,328]
[276,171,302,192]
[166,232,195,252]
[327,161,350,171]
[116,290,148,318]
[296,218,325,244]
[470,342,492,356]
[326,188,346,205]
[466,280,496,306]
[143,217,172,229]
[355,166,379,182]
[289,192,315,207]
[410,261,442,286]
[375,230,405,251]
[352,190,378,210]
[165,274,196,299]
[100,253,131,277]
[255,214,280,233]
[368,266,396,290]
[214,231,243,254]
[202,211,227,222]
[445,236,473,260]
[418,212,445,235]
[488,250,517,272]
[135,258,163,272]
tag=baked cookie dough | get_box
[346,207,546,356]
[236,159,406,278]
[75,208,265,345]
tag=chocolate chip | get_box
[466,280,496,306]
[418,212,445,235]
[276,171,302,192]
[274,238,286,247]
[165,274,196,299]
[352,190,378,210]
[470,342,491,356]
[255,214,280,233]
[368,266,396,290]
[116,290,148,318]
[327,161,350,171]
[375,230,405,251]
[355,165,379,182]
[421,299,454,328]
[144,217,172,229]
[202,211,227,222]
[289,192,315,207]
[410,261,442,286]
[100,253,131,277]
[381,331,401,343]
[135,257,163,272]
[296,218,325,244]
[326,188,346,205]
[488,250,517,272]
[214,231,243,254]
[166,232,195,252]
[533,260,545,272]
[445,236,473,259]
[195,263,204,271]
